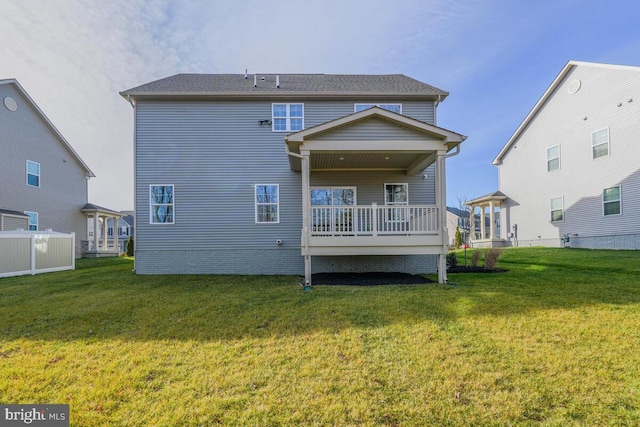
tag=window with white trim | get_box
[255,184,279,223]
[354,103,402,114]
[385,183,408,222]
[547,145,560,171]
[592,128,609,159]
[26,160,40,187]
[549,196,564,222]
[603,186,621,216]
[150,185,174,224]
[272,104,303,132]
[24,211,38,231]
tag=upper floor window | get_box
[255,184,279,223]
[150,185,174,224]
[355,104,402,114]
[272,104,303,132]
[24,211,38,231]
[549,196,564,222]
[26,160,40,187]
[547,145,560,171]
[592,128,609,159]
[603,186,621,216]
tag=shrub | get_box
[471,250,482,267]
[446,252,458,269]
[454,226,463,249]
[126,236,134,257]
[484,249,503,270]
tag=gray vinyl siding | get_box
[1,215,29,231]
[134,98,438,273]
[0,83,89,254]
[311,118,434,141]
[498,65,640,248]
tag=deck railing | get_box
[311,204,439,237]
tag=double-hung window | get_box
[255,184,279,223]
[26,160,40,187]
[385,183,408,223]
[592,128,609,159]
[150,185,174,224]
[549,197,564,222]
[603,186,621,216]
[354,103,402,114]
[272,104,303,132]
[24,211,38,231]
[547,145,560,171]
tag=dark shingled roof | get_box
[0,209,29,217]
[121,74,448,98]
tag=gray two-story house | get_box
[0,78,96,255]
[121,74,465,283]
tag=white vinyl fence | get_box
[0,230,75,278]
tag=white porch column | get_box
[489,201,496,240]
[301,150,311,286]
[102,215,108,250]
[436,151,447,284]
[480,206,486,240]
[113,216,119,252]
[469,206,476,241]
[93,214,99,251]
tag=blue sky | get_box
[1,0,639,210]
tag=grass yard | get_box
[1,248,640,426]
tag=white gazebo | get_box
[81,203,124,257]
[466,191,507,248]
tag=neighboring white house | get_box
[475,61,640,249]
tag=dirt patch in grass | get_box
[311,272,434,286]
[447,266,508,273]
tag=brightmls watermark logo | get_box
[0,405,68,426]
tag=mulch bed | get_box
[311,272,434,286]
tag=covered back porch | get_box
[285,107,465,284]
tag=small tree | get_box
[454,226,463,249]
[126,236,134,257]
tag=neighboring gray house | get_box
[121,74,466,283]
[0,78,96,256]
[477,61,640,249]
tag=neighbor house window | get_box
[592,128,609,159]
[272,104,304,132]
[24,211,38,231]
[547,145,560,171]
[26,160,40,187]
[355,104,402,114]
[603,186,621,216]
[550,197,564,222]
[150,185,174,224]
[255,184,279,223]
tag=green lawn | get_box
[1,248,640,426]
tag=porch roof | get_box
[465,191,508,206]
[80,203,124,218]
[285,107,466,175]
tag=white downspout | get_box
[285,143,312,287]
